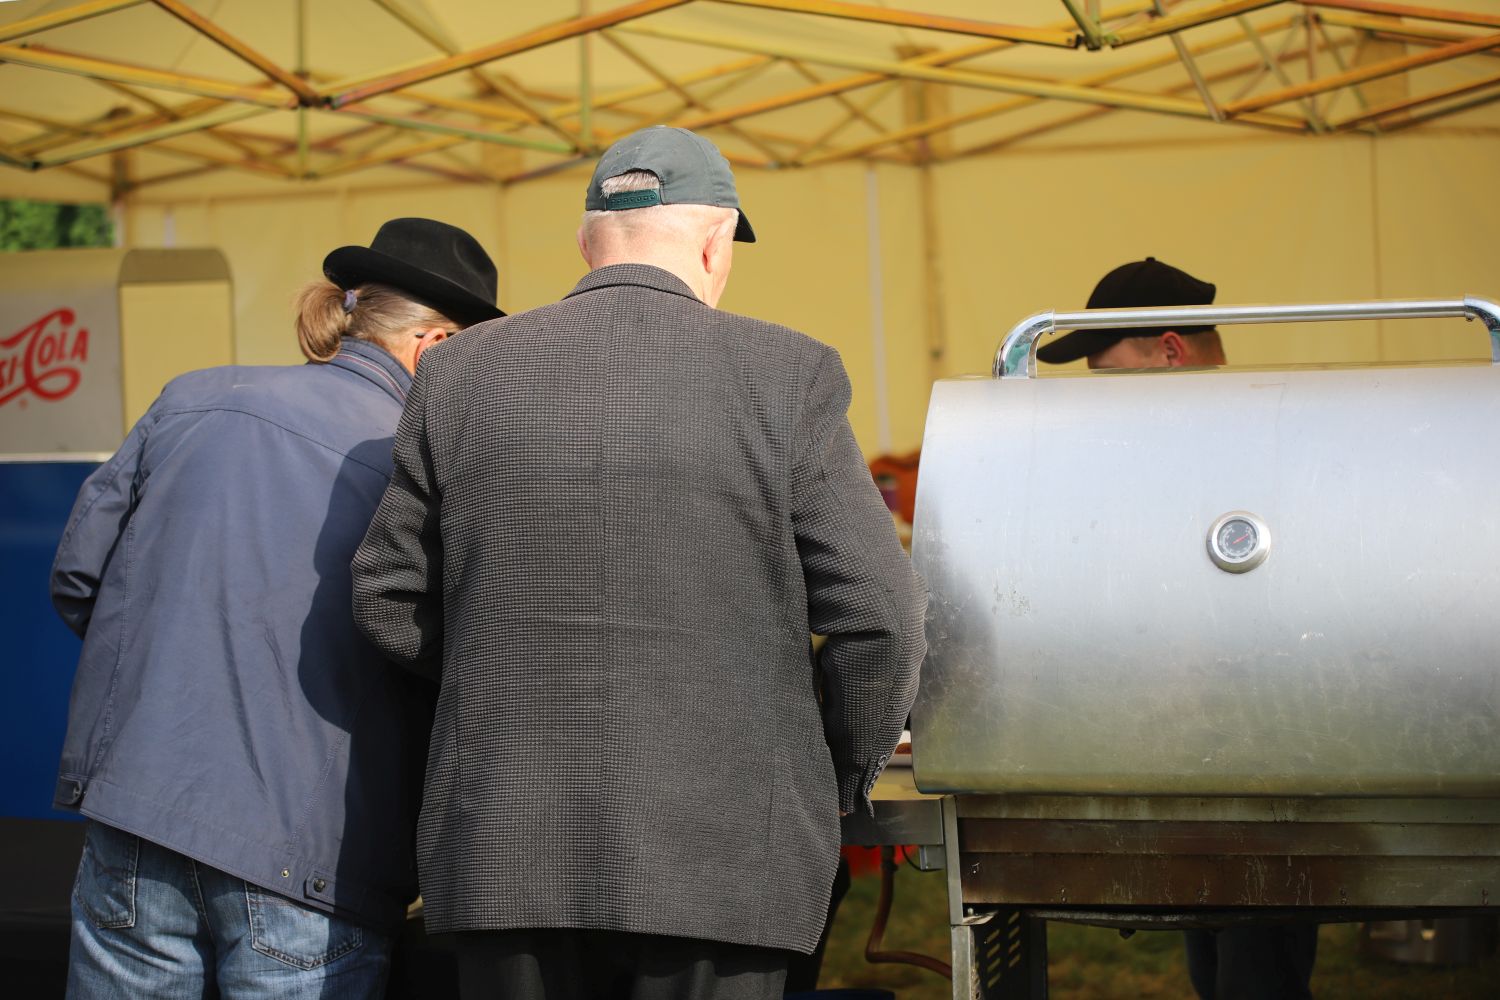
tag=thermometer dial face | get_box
[1207,512,1270,573]
[1215,518,1258,562]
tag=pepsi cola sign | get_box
[0,308,90,409]
[1,252,122,456]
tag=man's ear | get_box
[1160,330,1189,367]
[576,225,592,268]
[702,214,737,273]
[412,327,450,368]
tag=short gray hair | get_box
[581,169,737,246]
[600,169,661,196]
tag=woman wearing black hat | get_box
[51,219,501,1000]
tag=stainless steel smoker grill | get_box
[868,296,1500,999]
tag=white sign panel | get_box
[0,249,125,455]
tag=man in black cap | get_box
[1041,258,1317,1000]
[1037,256,1227,370]
[353,126,925,1000]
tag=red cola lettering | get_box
[0,308,89,408]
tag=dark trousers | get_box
[1184,924,1319,1000]
[784,855,852,992]
[449,928,790,1000]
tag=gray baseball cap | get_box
[585,126,756,243]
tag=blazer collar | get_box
[566,263,702,304]
[324,337,412,405]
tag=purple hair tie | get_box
[342,289,358,314]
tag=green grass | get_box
[817,864,1500,998]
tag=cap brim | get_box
[733,210,756,244]
[323,246,505,327]
[1035,329,1122,364]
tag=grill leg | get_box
[952,910,1048,999]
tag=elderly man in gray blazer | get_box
[353,126,925,1000]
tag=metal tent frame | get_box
[0,0,1497,195]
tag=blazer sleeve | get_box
[50,405,157,637]
[791,346,927,816]
[353,360,445,681]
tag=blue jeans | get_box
[68,822,392,1000]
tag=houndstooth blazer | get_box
[352,263,925,954]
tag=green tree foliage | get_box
[0,199,113,252]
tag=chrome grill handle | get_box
[993,296,1500,379]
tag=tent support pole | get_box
[601,32,784,163]
[631,2,1162,137]
[1061,0,1107,48]
[152,0,320,104]
[787,60,891,136]
[1225,28,1500,114]
[0,0,147,45]
[1312,13,1373,119]
[789,81,900,164]
[1112,0,1281,45]
[804,16,1307,164]
[88,78,288,168]
[713,0,1078,48]
[327,107,577,154]
[316,135,467,178]
[1153,0,1224,120]
[614,22,1304,127]
[328,0,693,107]
[1236,14,1328,129]
[0,44,296,108]
[1300,1,1500,31]
[34,104,275,166]
[579,0,594,152]
[944,34,1370,160]
[13,96,226,157]
[1378,84,1500,130]
[1334,69,1500,128]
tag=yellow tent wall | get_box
[114,127,1500,455]
[937,130,1500,381]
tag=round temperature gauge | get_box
[1207,511,1270,573]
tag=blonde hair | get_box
[294,281,463,363]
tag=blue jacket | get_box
[50,338,431,930]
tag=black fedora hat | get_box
[323,218,504,327]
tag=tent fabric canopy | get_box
[2,0,1499,199]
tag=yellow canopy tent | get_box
[3,0,1498,452]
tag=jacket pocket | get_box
[73,822,138,930]
[762,742,842,945]
[245,885,364,970]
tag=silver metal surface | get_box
[1207,510,1270,574]
[993,297,1500,378]
[944,795,966,927]
[950,925,981,1000]
[840,796,944,847]
[952,793,1500,908]
[1466,295,1500,358]
[954,796,1500,824]
[1026,908,1493,930]
[911,363,1500,797]
[0,452,113,463]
